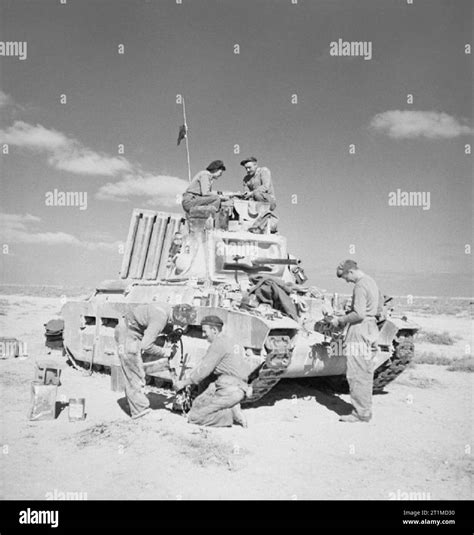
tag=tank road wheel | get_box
[372,330,415,393]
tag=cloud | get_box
[48,148,131,176]
[0,213,80,245]
[370,110,473,139]
[0,121,69,150]
[1,92,185,205]
[0,213,41,225]
[82,240,121,251]
[0,212,119,250]
[0,90,14,109]
[96,173,188,207]
[0,121,132,176]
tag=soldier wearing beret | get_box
[182,160,226,214]
[240,156,276,210]
[328,260,381,423]
[174,315,251,427]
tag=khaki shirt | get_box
[243,167,275,197]
[339,274,380,326]
[125,303,171,357]
[185,170,214,196]
[190,333,249,385]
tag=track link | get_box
[372,330,415,392]
[243,335,293,404]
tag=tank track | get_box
[243,335,293,404]
[372,330,415,392]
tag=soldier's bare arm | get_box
[140,319,168,358]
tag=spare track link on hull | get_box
[243,335,293,404]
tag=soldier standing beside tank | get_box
[327,260,380,423]
[181,160,226,214]
[173,315,251,427]
[115,303,195,419]
[240,156,276,210]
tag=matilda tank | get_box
[61,199,419,402]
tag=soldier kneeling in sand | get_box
[173,315,251,427]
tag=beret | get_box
[240,156,257,166]
[201,315,224,328]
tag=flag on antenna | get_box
[177,124,187,146]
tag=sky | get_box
[0,0,472,297]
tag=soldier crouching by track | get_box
[115,303,195,419]
[173,315,251,428]
[327,260,381,423]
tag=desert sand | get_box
[1,293,472,500]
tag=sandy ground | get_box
[0,294,473,500]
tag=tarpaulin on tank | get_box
[248,210,278,234]
[247,275,298,321]
[44,318,64,336]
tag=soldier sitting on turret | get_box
[240,156,276,211]
[182,160,227,214]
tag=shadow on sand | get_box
[116,392,170,417]
[116,377,388,418]
[247,376,390,415]
[247,378,354,416]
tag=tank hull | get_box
[60,206,420,403]
[62,282,419,383]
